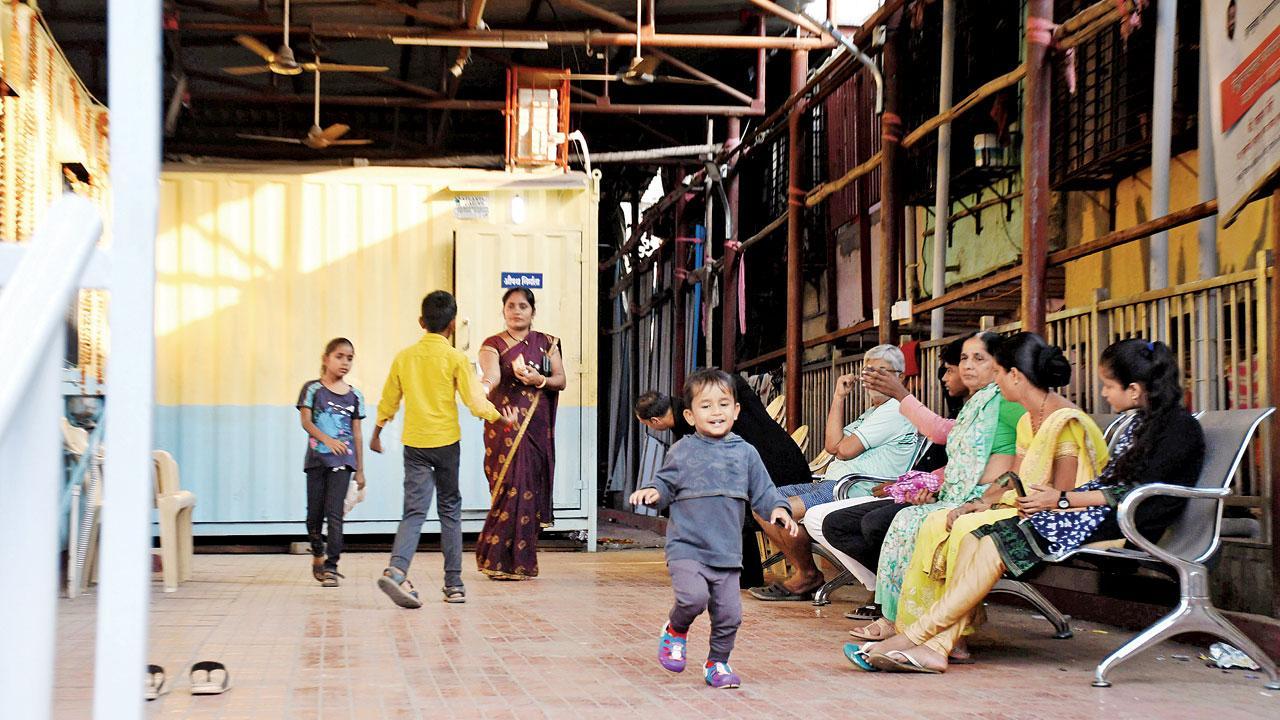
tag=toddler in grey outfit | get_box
[630,368,798,689]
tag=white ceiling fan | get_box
[237,62,373,150]
[570,1,714,87]
[223,0,388,76]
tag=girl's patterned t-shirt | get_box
[297,380,366,469]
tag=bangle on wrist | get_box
[537,376,548,389]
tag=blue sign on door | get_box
[501,272,544,289]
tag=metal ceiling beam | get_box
[365,0,462,27]
[747,0,823,36]
[188,89,761,115]
[179,23,837,49]
[554,0,754,105]
[172,0,269,22]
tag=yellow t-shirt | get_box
[376,333,499,449]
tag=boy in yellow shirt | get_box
[372,290,517,608]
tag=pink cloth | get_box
[883,470,943,504]
[898,394,954,445]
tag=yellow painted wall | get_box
[1063,149,1275,307]
[156,164,599,410]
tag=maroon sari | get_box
[475,330,559,579]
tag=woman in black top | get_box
[848,339,1205,673]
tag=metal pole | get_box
[703,119,716,370]
[1149,0,1176,291]
[786,49,807,432]
[878,15,903,345]
[930,0,955,339]
[722,117,741,372]
[1196,13,1218,280]
[1021,1,1053,335]
[673,179,688,392]
[1271,189,1280,615]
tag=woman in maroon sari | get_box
[475,288,567,579]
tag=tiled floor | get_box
[54,548,1277,719]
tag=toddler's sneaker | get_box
[704,661,740,689]
[658,624,687,673]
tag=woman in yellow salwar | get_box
[856,333,1108,665]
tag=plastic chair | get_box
[808,449,833,476]
[790,425,810,454]
[995,408,1280,689]
[152,450,196,592]
[766,395,786,425]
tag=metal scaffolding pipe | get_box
[181,22,838,49]
[1196,15,1218,280]
[1149,0,1175,291]
[878,17,903,346]
[930,0,955,339]
[587,144,723,163]
[1021,1,1053,335]
[187,91,761,116]
[785,49,807,433]
[723,117,741,372]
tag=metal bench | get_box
[994,408,1280,689]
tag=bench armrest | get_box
[1115,484,1229,566]
[832,473,895,501]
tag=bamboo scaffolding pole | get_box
[901,64,1026,149]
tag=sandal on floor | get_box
[867,649,943,674]
[441,585,466,604]
[311,556,325,582]
[377,567,423,609]
[848,618,897,641]
[144,664,167,701]
[842,643,880,672]
[190,661,232,694]
[747,581,820,602]
[321,571,340,588]
[844,603,882,621]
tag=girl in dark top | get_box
[847,338,1205,674]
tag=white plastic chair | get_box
[152,450,196,592]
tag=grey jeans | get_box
[668,559,742,663]
[389,443,463,587]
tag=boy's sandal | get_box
[144,664,167,701]
[442,586,466,603]
[311,556,325,582]
[190,661,232,694]
[848,618,897,641]
[867,649,943,674]
[377,567,423,609]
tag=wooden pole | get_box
[722,118,741,372]
[1020,0,1054,335]
[878,14,903,345]
[1270,189,1280,614]
[786,50,807,432]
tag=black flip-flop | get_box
[748,582,818,601]
[845,603,882,621]
[144,664,166,701]
[189,660,231,694]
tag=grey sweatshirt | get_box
[642,432,790,569]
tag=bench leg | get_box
[990,579,1073,639]
[1093,595,1280,690]
[812,568,853,607]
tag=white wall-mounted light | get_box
[510,194,527,225]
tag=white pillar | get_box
[1149,0,1176,291]
[930,0,955,339]
[94,0,161,717]
[1196,10,1218,280]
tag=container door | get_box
[453,229,585,517]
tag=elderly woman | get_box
[474,288,566,580]
[749,344,920,602]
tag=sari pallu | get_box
[874,383,1003,623]
[475,331,559,579]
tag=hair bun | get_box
[1035,344,1073,388]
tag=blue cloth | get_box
[297,380,366,470]
[642,432,790,569]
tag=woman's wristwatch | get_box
[1057,491,1071,509]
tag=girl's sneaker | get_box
[704,662,740,689]
[658,624,687,672]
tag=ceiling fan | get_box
[222,0,387,76]
[237,62,373,150]
[569,1,714,86]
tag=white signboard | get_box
[1205,0,1280,226]
[453,195,489,220]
